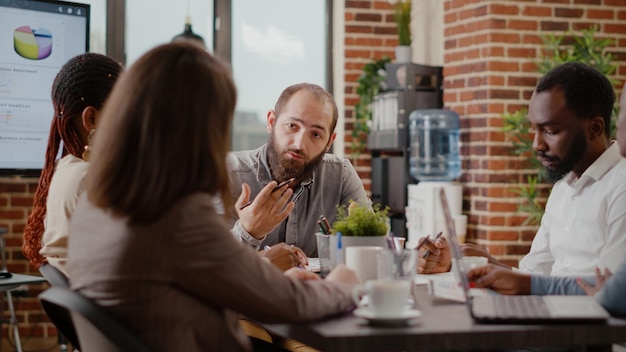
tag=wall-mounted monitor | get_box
[0,0,90,177]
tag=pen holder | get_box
[315,233,332,278]
[377,249,417,283]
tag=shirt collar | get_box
[563,141,620,186]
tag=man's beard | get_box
[267,132,326,184]
[540,131,588,183]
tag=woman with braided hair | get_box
[22,53,122,275]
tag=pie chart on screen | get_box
[13,25,53,60]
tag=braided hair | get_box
[23,53,122,268]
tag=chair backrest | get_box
[39,287,152,352]
[39,264,80,349]
[39,263,70,288]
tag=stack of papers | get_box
[306,258,320,273]
[416,272,493,302]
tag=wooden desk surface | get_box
[262,285,626,352]
[0,273,47,291]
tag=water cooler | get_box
[405,109,465,248]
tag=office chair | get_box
[39,263,70,288]
[38,264,78,351]
[38,286,152,352]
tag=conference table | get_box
[0,274,48,352]
[261,284,626,352]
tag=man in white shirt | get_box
[419,62,626,276]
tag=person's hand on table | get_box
[261,243,308,272]
[417,236,452,274]
[577,267,613,296]
[325,264,360,286]
[236,181,294,239]
[284,267,320,281]
[467,264,531,295]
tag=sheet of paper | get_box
[415,272,455,285]
[306,258,320,272]
[417,272,493,302]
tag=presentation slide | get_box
[0,1,88,172]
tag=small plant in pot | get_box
[329,201,390,265]
[392,0,412,63]
[333,201,389,237]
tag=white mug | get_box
[454,214,468,243]
[345,246,384,282]
[353,279,412,317]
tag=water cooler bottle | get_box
[405,109,465,247]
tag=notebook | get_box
[438,187,610,323]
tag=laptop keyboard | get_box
[473,295,551,319]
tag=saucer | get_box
[353,308,422,326]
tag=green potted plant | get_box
[393,0,412,63]
[329,201,390,265]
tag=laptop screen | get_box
[439,187,473,304]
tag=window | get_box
[109,0,331,152]
[125,0,213,66]
[74,0,107,54]
[216,0,331,151]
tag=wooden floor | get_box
[3,334,625,352]
[0,336,64,352]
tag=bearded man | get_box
[419,62,626,277]
[225,83,368,257]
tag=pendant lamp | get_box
[171,1,205,48]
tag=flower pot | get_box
[394,45,412,63]
[329,235,388,267]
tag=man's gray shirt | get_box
[225,144,368,256]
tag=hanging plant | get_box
[350,57,391,162]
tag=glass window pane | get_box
[125,0,214,66]
[73,0,107,54]
[231,0,327,151]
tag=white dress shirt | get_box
[519,142,626,276]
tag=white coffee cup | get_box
[353,279,412,317]
[454,214,468,243]
[345,246,384,282]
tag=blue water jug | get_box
[409,109,461,181]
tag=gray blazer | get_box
[68,192,354,351]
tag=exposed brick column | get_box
[443,0,626,266]
[343,0,398,193]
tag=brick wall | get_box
[442,0,626,266]
[343,0,398,192]
[0,178,54,339]
[342,0,626,267]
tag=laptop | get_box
[438,187,610,323]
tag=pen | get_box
[415,236,430,251]
[238,179,294,210]
[421,231,443,259]
[264,245,272,251]
[317,220,328,235]
[321,216,332,235]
